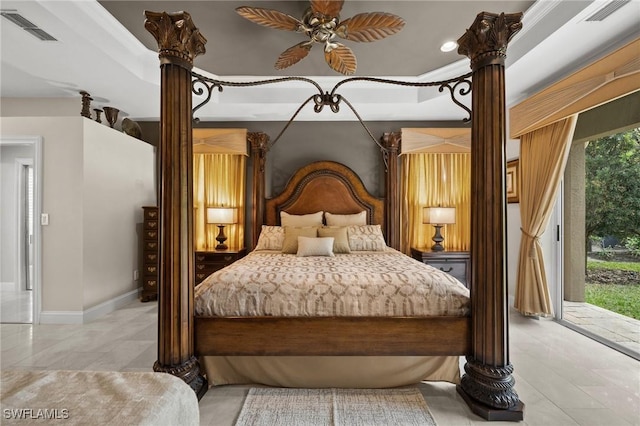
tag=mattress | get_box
[195,248,470,318]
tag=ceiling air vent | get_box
[585,0,630,22]
[1,10,57,41]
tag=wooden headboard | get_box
[265,161,384,229]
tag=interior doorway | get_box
[0,137,42,324]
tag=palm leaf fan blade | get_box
[338,12,405,42]
[235,6,302,31]
[310,0,344,17]
[275,42,313,70]
[324,44,356,75]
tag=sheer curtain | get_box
[193,154,246,251]
[401,153,471,254]
[515,115,577,316]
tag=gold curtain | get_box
[194,154,246,251]
[515,115,578,317]
[401,153,471,254]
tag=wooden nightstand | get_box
[410,247,470,288]
[194,248,247,285]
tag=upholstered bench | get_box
[1,370,199,425]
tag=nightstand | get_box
[194,248,247,285]
[410,247,470,288]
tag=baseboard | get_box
[39,288,141,325]
[83,288,141,323]
[39,310,83,325]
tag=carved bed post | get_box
[144,11,208,399]
[382,132,401,250]
[249,132,270,250]
[456,12,524,421]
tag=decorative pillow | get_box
[296,236,335,257]
[280,211,323,227]
[318,227,351,254]
[254,225,285,251]
[347,224,387,251]
[325,211,367,226]
[281,227,318,254]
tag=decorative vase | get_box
[93,108,103,123]
[79,91,92,118]
[103,106,119,128]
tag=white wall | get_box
[2,117,85,313]
[0,116,155,322]
[1,98,81,118]
[82,120,155,309]
[506,137,521,302]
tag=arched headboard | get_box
[265,161,385,230]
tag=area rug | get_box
[234,387,437,426]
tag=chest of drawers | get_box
[141,206,159,302]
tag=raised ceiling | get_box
[1,1,639,122]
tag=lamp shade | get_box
[207,207,238,224]
[423,207,456,225]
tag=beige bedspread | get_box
[0,370,199,425]
[195,248,470,317]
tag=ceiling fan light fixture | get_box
[236,0,405,75]
[440,41,458,52]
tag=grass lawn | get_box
[586,259,640,320]
[587,260,640,273]
[585,283,640,320]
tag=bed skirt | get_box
[201,356,461,388]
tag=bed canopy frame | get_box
[144,9,524,421]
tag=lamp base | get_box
[431,224,445,252]
[215,225,228,251]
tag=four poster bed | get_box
[195,160,470,387]
[144,8,525,422]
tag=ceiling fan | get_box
[236,0,405,75]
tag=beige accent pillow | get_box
[347,224,387,251]
[282,227,318,254]
[280,211,323,227]
[296,236,335,257]
[254,225,285,251]
[318,226,351,254]
[325,211,367,226]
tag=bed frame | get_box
[144,9,524,422]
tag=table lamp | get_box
[423,207,456,252]
[206,207,238,250]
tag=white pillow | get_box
[325,211,367,226]
[281,211,323,227]
[347,225,387,251]
[296,236,335,257]
[254,225,285,251]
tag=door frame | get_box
[1,136,42,324]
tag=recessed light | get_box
[440,41,458,52]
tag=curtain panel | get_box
[194,154,246,251]
[515,115,578,316]
[400,153,471,254]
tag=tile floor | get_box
[1,300,639,426]
[563,301,640,357]
[0,289,32,324]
